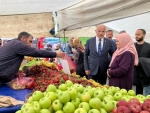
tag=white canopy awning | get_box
[0,0,83,15]
[57,0,150,31]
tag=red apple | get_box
[117,106,131,113]
[117,100,128,107]
[129,104,142,113]
[144,99,150,103]
[112,108,118,113]
[128,98,140,107]
[140,110,150,113]
[142,101,150,112]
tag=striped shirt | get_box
[0,39,56,83]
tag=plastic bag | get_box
[9,77,34,90]
[63,54,76,72]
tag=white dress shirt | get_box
[96,36,104,52]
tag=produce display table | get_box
[0,85,32,113]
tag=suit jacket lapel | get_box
[101,38,107,54]
[93,37,98,55]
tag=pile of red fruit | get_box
[112,98,150,113]
[28,65,94,92]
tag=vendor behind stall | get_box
[0,32,65,85]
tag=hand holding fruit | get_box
[56,52,65,58]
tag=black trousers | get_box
[88,67,107,85]
[136,85,143,95]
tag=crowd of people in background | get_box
[47,24,150,97]
[0,25,150,97]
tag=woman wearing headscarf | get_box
[107,33,138,91]
[73,37,86,77]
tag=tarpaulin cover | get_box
[0,85,32,113]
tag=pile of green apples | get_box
[15,80,150,113]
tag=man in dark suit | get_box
[134,29,150,95]
[84,25,115,85]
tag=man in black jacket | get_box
[134,29,150,95]
[0,32,65,85]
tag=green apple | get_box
[56,89,62,97]
[63,102,75,113]
[23,106,35,113]
[68,87,78,100]
[146,95,150,99]
[71,98,81,109]
[48,106,54,113]
[72,84,79,92]
[46,84,56,92]
[102,99,114,112]
[39,109,50,113]
[136,94,146,101]
[86,86,92,89]
[39,97,51,109]
[128,90,136,96]
[120,89,127,95]
[109,86,117,94]
[112,100,117,108]
[103,95,114,101]
[59,84,67,91]
[101,87,107,93]
[94,90,105,101]
[99,108,107,113]
[65,80,73,87]
[91,88,97,93]
[89,98,101,109]
[84,89,94,97]
[105,90,113,96]
[78,84,84,93]
[43,92,47,96]
[78,102,90,112]
[21,103,32,111]
[52,99,63,111]
[80,92,91,102]
[58,91,70,103]
[115,87,120,92]
[78,92,81,98]
[46,92,57,102]
[121,95,130,102]
[88,109,100,113]
[74,108,87,113]
[27,97,33,103]
[55,110,64,113]
[114,92,122,101]
[32,101,41,113]
[15,110,22,113]
[32,91,44,101]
